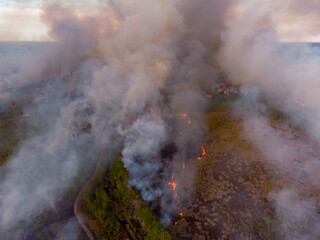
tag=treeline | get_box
[84,153,172,240]
[0,101,28,166]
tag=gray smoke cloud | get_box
[0,0,230,238]
[1,0,320,239]
[0,42,56,90]
[219,1,320,238]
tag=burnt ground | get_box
[168,110,320,240]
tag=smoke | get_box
[0,0,230,238]
[0,42,56,90]
[1,0,320,238]
[238,114,320,239]
[219,1,320,238]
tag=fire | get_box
[293,99,305,108]
[174,194,178,199]
[198,145,206,160]
[179,113,191,125]
[286,96,305,108]
[168,174,177,190]
[183,162,185,169]
[201,145,206,156]
[179,212,183,217]
[168,181,177,190]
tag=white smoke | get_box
[1,0,320,239]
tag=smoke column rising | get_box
[1,0,320,239]
[0,0,230,238]
[219,1,320,239]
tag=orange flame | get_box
[286,96,305,108]
[168,174,177,190]
[179,212,183,217]
[198,145,206,160]
[168,181,177,190]
[183,162,185,169]
[201,145,206,156]
[180,113,191,125]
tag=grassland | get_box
[169,95,320,239]
[1,91,318,239]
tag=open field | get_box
[168,103,320,239]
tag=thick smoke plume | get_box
[219,1,320,239]
[0,0,229,238]
[1,0,320,239]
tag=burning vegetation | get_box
[1,1,320,240]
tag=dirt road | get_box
[74,147,107,240]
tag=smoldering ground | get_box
[220,1,320,236]
[0,0,229,238]
[1,0,320,239]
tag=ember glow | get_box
[286,96,306,108]
[198,145,206,160]
[168,181,177,191]
[1,0,320,239]
[179,113,192,125]
[201,145,206,156]
[168,174,177,191]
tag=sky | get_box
[0,0,319,42]
[0,0,49,41]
